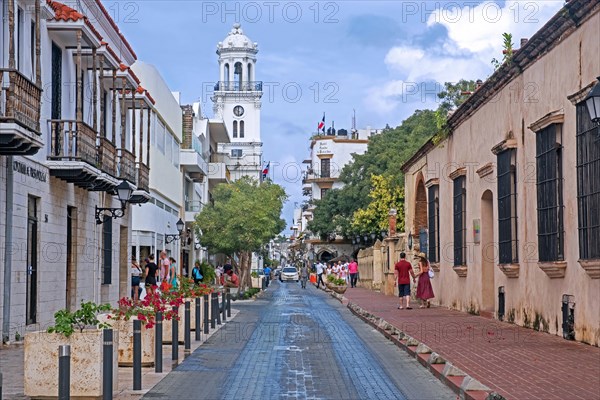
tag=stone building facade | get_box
[402,0,600,345]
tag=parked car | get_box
[280,266,299,282]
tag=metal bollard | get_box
[203,294,209,334]
[58,345,70,400]
[210,293,216,329]
[222,291,227,322]
[216,292,222,325]
[172,306,179,361]
[133,319,142,390]
[195,297,201,341]
[155,312,163,373]
[184,301,191,352]
[227,289,231,317]
[262,277,266,290]
[102,329,113,400]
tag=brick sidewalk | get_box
[343,287,600,400]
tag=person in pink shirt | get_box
[348,259,359,288]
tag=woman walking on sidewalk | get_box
[414,252,434,308]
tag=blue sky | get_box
[110,0,563,233]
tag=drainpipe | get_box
[3,156,14,343]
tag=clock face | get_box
[233,105,245,117]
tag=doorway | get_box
[481,190,495,312]
[26,196,39,325]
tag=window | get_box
[224,63,229,84]
[536,124,564,262]
[498,149,518,264]
[51,42,62,120]
[173,140,180,168]
[320,158,331,178]
[233,121,238,138]
[240,120,245,138]
[453,176,467,266]
[321,188,329,199]
[156,120,165,153]
[102,216,112,284]
[231,149,243,158]
[234,62,243,89]
[576,103,600,260]
[428,185,440,263]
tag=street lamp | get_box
[95,180,133,224]
[381,229,388,239]
[585,76,600,138]
[165,218,185,244]
[370,232,377,241]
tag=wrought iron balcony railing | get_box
[214,81,263,92]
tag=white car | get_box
[280,266,299,282]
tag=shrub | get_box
[47,301,112,337]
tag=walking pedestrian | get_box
[394,252,415,309]
[348,259,359,288]
[191,261,203,284]
[263,265,272,287]
[159,251,170,283]
[169,257,178,290]
[414,252,435,308]
[300,262,309,288]
[316,261,325,288]
[131,257,142,301]
[144,254,159,295]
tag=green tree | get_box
[352,175,405,234]
[195,178,287,290]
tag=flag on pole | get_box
[318,113,325,132]
[262,162,270,180]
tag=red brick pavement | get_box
[343,287,600,400]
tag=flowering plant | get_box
[111,289,182,328]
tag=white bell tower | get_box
[212,23,263,181]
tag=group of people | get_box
[130,251,179,301]
[314,259,359,289]
[394,252,435,309]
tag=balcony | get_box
[129,162,151,204]
[214,81,262,92]
[207,160,231,187]
[0,69,43,155]
[97,137,117,177]
[184,200,202,222]
[117,149,136,184]
[180,149,208,183]
[47,120,117,190]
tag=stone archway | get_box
[317,249,334,263]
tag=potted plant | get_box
[251,271,262,288]
[332,278,348,294]
[24,302,119,398]
[98,294,163,367]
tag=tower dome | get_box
[217,23,258,53]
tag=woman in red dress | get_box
[414,252,434,308]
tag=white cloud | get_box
[366,1,564,116]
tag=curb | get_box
[343,299,506,400]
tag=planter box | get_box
[332,285,347,294]
[251,277,262,288]
[24,330,119,399]
[163,298,203,344]
[98,315,154,367]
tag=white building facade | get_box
[212,24,263,182]
[0,0,154,341]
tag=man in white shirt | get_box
[316,262,325,288]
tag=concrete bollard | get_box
[102,329,113,400]
[184,301,191,352]
[195,297,201,341]
[172,306,179,361]
[133,319,142,390]
[155,312,163,373]
[58,345,70,400]
[203,294,209,334]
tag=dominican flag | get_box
[262,162,270,180]
[317,113,325,132]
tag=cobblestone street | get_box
[143,281,454,400]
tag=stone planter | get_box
[98,315,154,367]
[163,298,202,344]
[332,285,347,294]
[251,277,262,288]
[24,330,119,399]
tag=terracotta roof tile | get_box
[136,86,145,94]
[94,0,138,60]
[119,63,128,72]
[145,90,156,105]
[128,69,141,84]
[46,0,83,21]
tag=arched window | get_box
[234,62,243,90]
[247,63,252,83]
[240,120,245,138]
[224,63,230,85]
[233,121,238,138]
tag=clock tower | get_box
[212,23,263,181]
